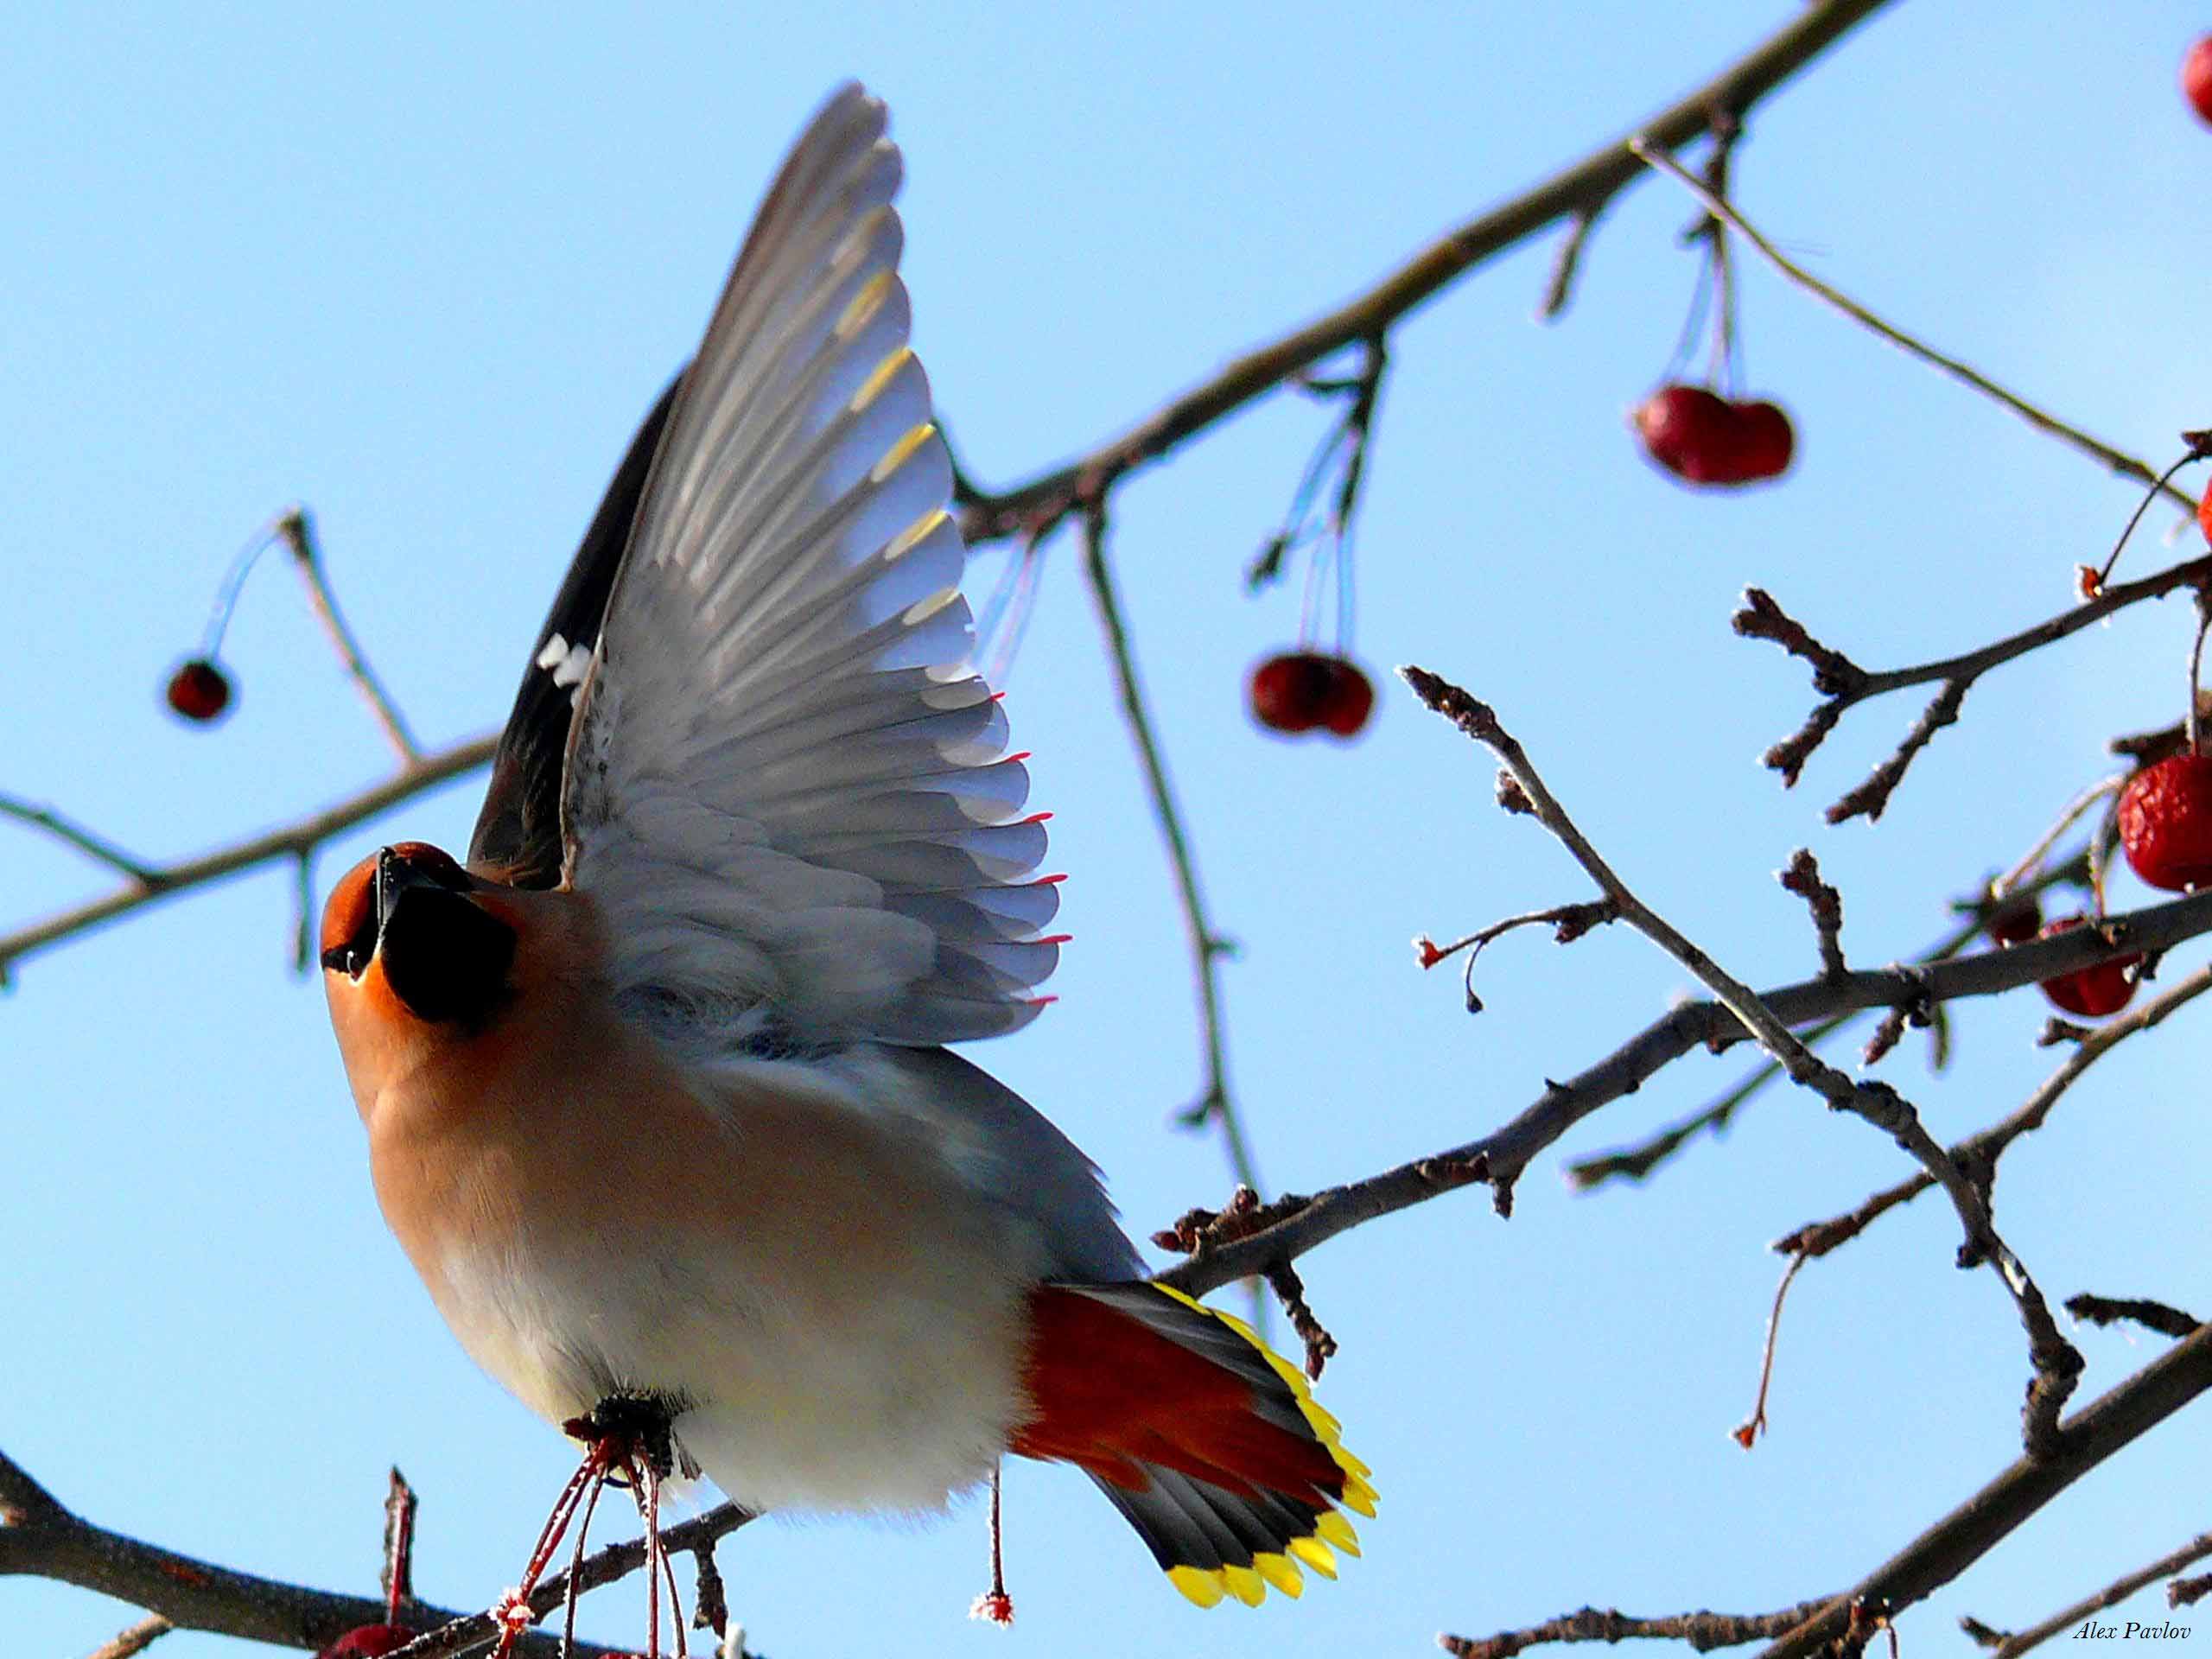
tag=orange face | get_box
[320,842,518,1032]
[321,842,474,976]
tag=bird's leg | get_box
[588,1392,688,1659]
[490,1455,602,1659]
[557,1454,611,1659]
[488,1393,680,1659]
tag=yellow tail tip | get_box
[1167,1566,1226,1608]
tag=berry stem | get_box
[274,509,423,764]
[2088,450,2203,595]
[1627,137,2199,518]
[2189,589,2212,758]
[1992,776,2126,902]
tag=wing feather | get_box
[554,85,1057,1048]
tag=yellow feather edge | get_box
[1146,1284,1374,1607]
[1167,1567,1226,1609]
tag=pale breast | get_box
[368,1007,1050,1512]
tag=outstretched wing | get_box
[556,85,1060,1051]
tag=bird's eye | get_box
[319,858,379,978]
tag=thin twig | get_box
[1440,1599,1835,1659]
[1773,964,2212,1262]
[0,795,160,883]
[1733,1252,1808,1450]
[1536,209,1601,321]
[1074,500,1262,1199]
[275,508,423,763]
[83,1615,175,1659]
[1415,899,1620,1013]
[1401,664,2082,1454]
[957,0,1894,549]
[1778,849,1846,980]
[1738,558,2212,817]
[1161,879,2212,1300]
[1964,1532,2212,1659]
[0,735,497,983]
[1627,140,2197,517]
[2065,1294,2202,1340]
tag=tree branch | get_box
[1773,963,2212,1262]
[1160,874,2212,1300]
[1076,499,1262,1195]
[1440,1598,1836,1659]
[1399,665,2081,1452]
[1738,555,2212,820]
[1966,1531,2212,1659]
[0,1446,750,1659]
[955,0,1894,549]
[1756,1321,2212,1659]
[0,735,497,983]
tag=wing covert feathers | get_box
[1011,1281,1374,1608]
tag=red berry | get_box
[2184,35,2212,126]
[1249,652,1335,734]
[2118,753,2212,891]
[164,658,233,723]
[1986,893,2041,948]
[2036,916,2139,1019]
[1318,659,1376,737]
[317,1625,415,1659]
[1733,400,1795,481]
[1634,385,1741,485]
[2197,475,2212,546]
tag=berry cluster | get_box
[1634,386,1793,487]
[1249,652,1375,738]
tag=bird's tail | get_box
[1008,1281,1375,1607]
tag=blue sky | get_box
[9,5,2212,1656]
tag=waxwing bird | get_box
[319,83,1373,1617]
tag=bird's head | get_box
[320,842,531,1098]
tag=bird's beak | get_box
[369,848,518,1027]
[374,844,446,945]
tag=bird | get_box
[318,82,1372,1618]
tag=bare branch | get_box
[1075,499,1261,1199]
[1774,963,2212,1261]
[1827,678,1967,825]
[1738,558,2212,814]
[83,1615,175,1659]
[0,1447,751,1657]
[957,0,1894,548]
[1628,140,2197,517]
[275,507,423,763]
[1777,849,1847,980]
[1974,1533,2212,1656]
[0,735,497,983]
[1440,1599,1836,1659]
[1402,664,2081,1451]
[1165,877,2212,1300]
[1535,209,1600,321]
[0,795,157,882]
[1758,1323,2212,1659]
[2065,1295,2202,1341]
